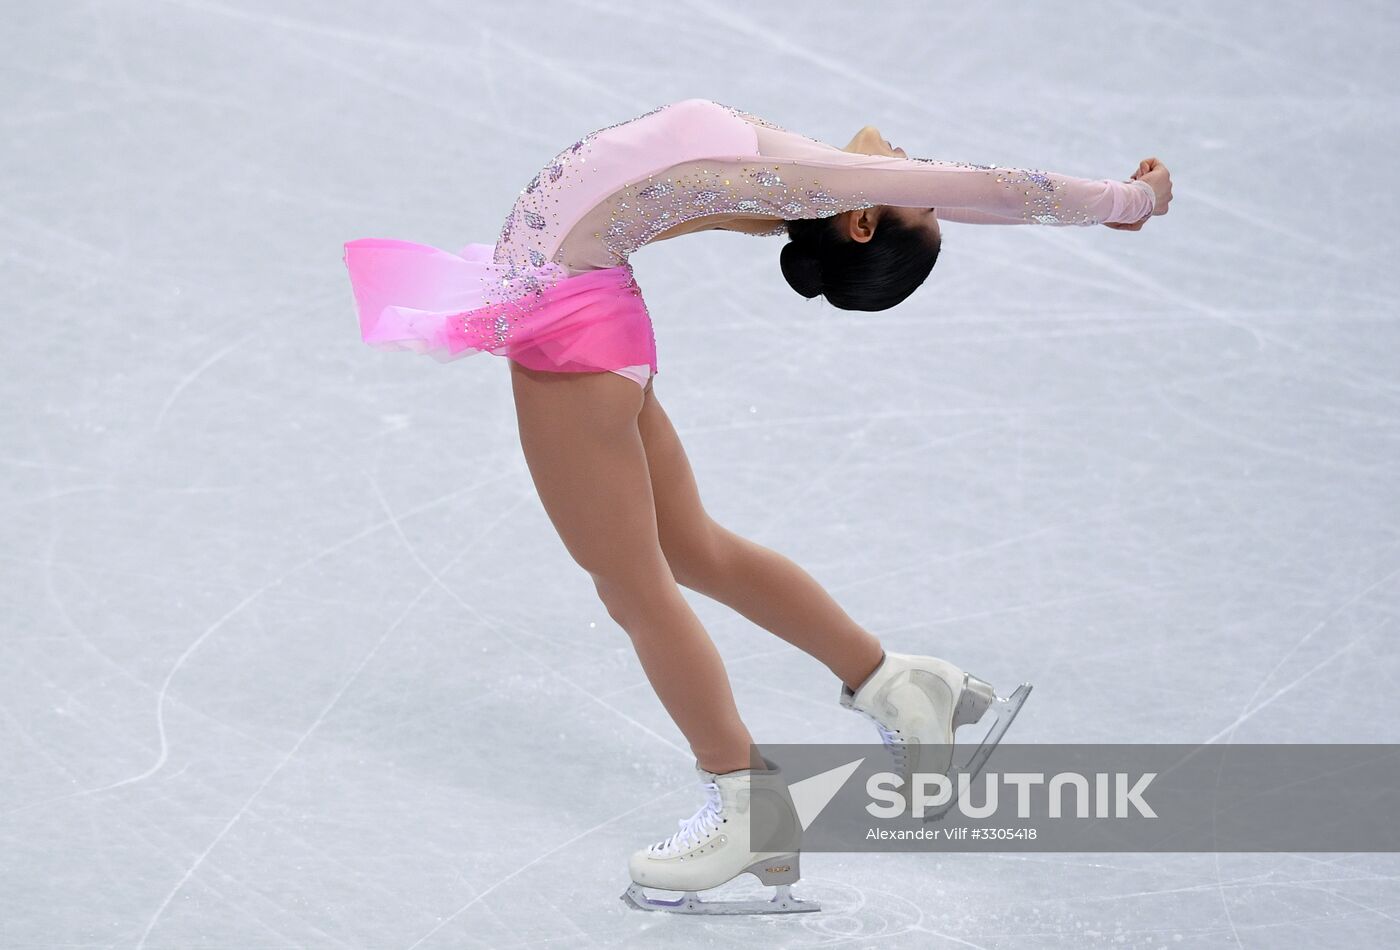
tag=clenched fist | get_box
[1104,157,1171,231]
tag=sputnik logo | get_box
[786,759,1159,824]
[787,758,867,830]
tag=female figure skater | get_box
[343,98,1172,915]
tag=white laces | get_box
[854,708,910,772]
[649,781,724,857]
[877,723,911,771]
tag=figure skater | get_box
[343,98,1172,915]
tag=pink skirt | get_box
[342,239,657,375]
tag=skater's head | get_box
[779,125,940,311]
[780,209,940,311]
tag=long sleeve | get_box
[742,123,1157,227]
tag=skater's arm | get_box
[733,122,1157,227]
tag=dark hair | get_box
[779,211,940,311]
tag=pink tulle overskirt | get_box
[343,238,657,374]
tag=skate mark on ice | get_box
[126,481,524,945]
[56,472,517,804]
[134,580,437,949]
[1151,383,1388,476]
[152,329,257,431]
[1208,561,1400,744]
[403,788,679,949]
[366,476,691,759]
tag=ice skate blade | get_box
[924,682,1033,823]
[620,882,820,915]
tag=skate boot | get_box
[620,757,818,914]
[840,651,1032,818]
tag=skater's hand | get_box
[1104,157,1172,231]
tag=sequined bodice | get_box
[489,97,1157,287]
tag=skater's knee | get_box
[591,566,678,630]
[662,519,733,593]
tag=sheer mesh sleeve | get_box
[741,123,1157,227]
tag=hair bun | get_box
[779,241,825,299]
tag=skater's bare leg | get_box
[636,386,885,692]
[509,360,756,775]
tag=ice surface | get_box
[3,1,1398,947]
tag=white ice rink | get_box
[4,1,1399,947]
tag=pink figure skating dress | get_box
[343,98,1156,387]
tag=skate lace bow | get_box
[648,781,724,857]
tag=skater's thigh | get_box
[636,387,725,582]
[508,359,666,582]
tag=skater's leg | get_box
[508,360,756,774]
[633,382,1032,803]
[636,385,884,692]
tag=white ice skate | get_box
[840,651,1032,819]
[620,757,819,914]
